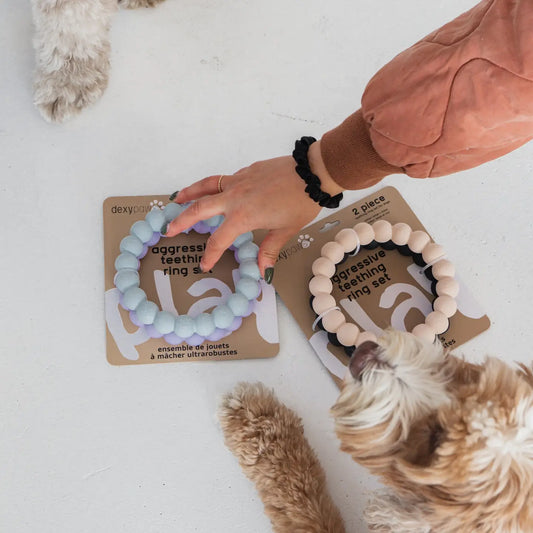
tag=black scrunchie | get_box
[292,136,343,209]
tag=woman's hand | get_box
[165,141,343,283]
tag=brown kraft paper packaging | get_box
[103,195,279,365]
[274,186,490,388]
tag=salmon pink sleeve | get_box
[321,0,533,188]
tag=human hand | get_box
[165,141,343,283]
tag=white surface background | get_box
[1,1,532,532]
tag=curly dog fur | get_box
[219,331,533,532]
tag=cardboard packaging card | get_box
[103,195,279,365]
[274,187,490,387]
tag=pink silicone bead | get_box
[412,323,436,343]
[312,294,336,315]
[422,243,445,264]
[353,223,375,245]
[408,231,431,253]
[321,241,345,264]
[432,259,455,280]
[355,331,378,346]
[322,310,346,333]
[433,295,457,318]
[312,257,336,278]
[391,223,412,246]
[372,220,393,243]
[336,323,360,347]
[436,277,459,298]
[309,275,333,296]
[335,228,360,253]
[425,311,449,335]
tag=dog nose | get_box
[349,341,380,379]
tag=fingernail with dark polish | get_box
[169,190,180,201]
[265,267,274,285]
[161,223,168,235]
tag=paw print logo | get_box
[298,234,314,249]
[150,199,164,210]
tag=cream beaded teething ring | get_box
[309,220,459,352]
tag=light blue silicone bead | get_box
[205,214,224,227]
[239,259,261,281]
[212,305,235,329]
[163,202,185,222]
[115,252,139,271]
[130,220,155,243]
[237,241,259,262]
[236,277,261,300]
[174,315,196,338]
[114,270,140,293]
[153,311,176,335]
[233,232,253,249]
[145,209,167,232]
[122,287,147,310]
[227,293,249,317]
[194,313,216,337]
[120,235,144,257]
[135,300,159,325]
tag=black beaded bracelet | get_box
[292,136,344,209]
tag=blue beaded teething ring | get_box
[113,202,262,346]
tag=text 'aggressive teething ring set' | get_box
[113,202,262,347]
[309,220,459,353]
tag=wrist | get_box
[307,140,344,196]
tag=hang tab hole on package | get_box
[319,220,340,233]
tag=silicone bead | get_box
[408,231,430,253]
[433,295,457,318]
[353,223,374,245]
[194,313,216,337]
[321,241,345,264]
[355,331,378,346]
[311,257,336,278]
[312,294,336,315]
[115,252,139,271]
[335,228,359,253]
[432,259,455,280]
[145,209,167,232]
[425,311,449,335]
[412,323,436,343]
[436,277,459,298]
[227,293,250,317]
[322,310,346,333]
[174,315,196,338]
[135,300,159,325]
[309,275,333,296]
[372,220,393,243]
[239,259,261,281]
[153,311,176,335]
[114,270,140,293]
[236,277,261,300]
[233,232,253,248]
[237,242,259,262]
[130,220,154,243]
[336,323,360,347]
[205,214,224,227]
[120,235,144,257]
[163,202,185,222]
[122,287,147,311]
[422,243,445,264]
[212,305,235,329]
[391,223,412,246]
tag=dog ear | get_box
[364,490,431,533]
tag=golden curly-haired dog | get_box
[219,330,533,532]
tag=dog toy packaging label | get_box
[274,186,490,387]
[103,195,279,365]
